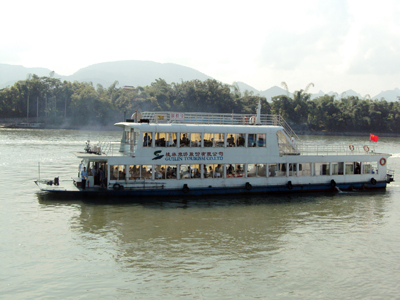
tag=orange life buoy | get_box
[242,116,248,125]
[363,145,369,152]
[380,158,386,166]
[349,144,355,151]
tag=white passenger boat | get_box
[35,104,395,198]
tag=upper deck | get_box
[128,111,300,141]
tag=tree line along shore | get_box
[1,75,399,134]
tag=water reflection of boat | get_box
[34,102,395,200]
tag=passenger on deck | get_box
[227,134,235,146]
[143,133,151,146]
[81,167,88,189]
[99,168,105,188]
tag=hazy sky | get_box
[1,0,399,95]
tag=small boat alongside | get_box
[34,104,395,199]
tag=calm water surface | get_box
[1,129,400,299]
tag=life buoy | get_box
[380,158,386,166]
[245,182,252,190]
[113,183,120,191]
[370,178,377,185]
[249,116,256,125]
[287,181,293,190]
[182,184,189,193]
[363,145,369,152]
[349,144,355,151]
[330,179,336,188]
[242,116,248,125]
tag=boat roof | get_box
[114,122,284,133]
[114,110,298,137]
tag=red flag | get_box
[370,134,379,142]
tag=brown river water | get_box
[1,128,400,299]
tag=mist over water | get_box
[1,129,400,299]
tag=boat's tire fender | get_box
[113,183,121,191]
[182,184,189,193]
[380,158,386,166]
[330,179,336,188]
[370,178,377,185]
[287,181,293,190]
[245,182,252,190]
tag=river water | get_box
[1,129,400,299]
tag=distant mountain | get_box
[373,88,400,102]
[1,61,399,101]
[0,64,59,88]
[0,61,213,89]
[60,61,213,88]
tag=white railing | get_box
[140,111,300,142]
[98,142,120,156]
[296,143,377,156]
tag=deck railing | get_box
[140,111,300,142]
[295,143,377,156]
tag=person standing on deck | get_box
[99,168,105,188]
[81,167,88,189]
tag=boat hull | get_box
[35,180,387,200]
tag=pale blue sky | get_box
[1,0,399,95]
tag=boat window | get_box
[128,165,141,180]
[299,163,311,176]
[154,133,177,147]
[154,165,179,179]
[248,134,257,147]
[215,133,225,147]
[257,134,266,147]
[180,133,190,147]
[227,133,236,147]
[315,163,330,176]
[166,165,178,179]
[143,132,152,147]
[110,165,126,181]
[206,164,223,178]
[190,133,202,147]
[274,163,287,177]
[345,162,354,175]
[155,133,167,147]
[226,164,235,178]
[140,165,152,179]
[363,162,378,174]
[247,164,257,177]
[203,133,224,147]
[204,133,213,147]
[354,162,361,174]
[179,164,201,179]
[154,165,166,179]
[288,163,296,176]
[235,164,244,177]
[237,134,245,147]
[268,163,278,177]
[332,162,344,175]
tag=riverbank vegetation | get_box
[1,74,399,133]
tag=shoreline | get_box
[1,122,400,137]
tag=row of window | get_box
[109,161,378,181]
[138,132,266,148]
